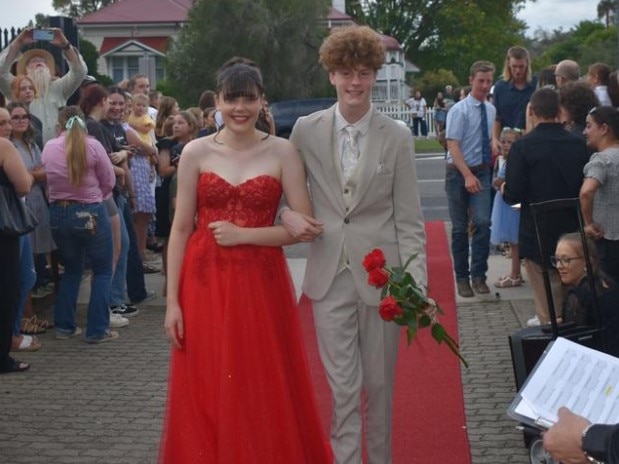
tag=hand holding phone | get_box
[33,29,54,42]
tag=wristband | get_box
[61,42,72,51]
[582,423,604,463]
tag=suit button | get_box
[344,188,349,194]
[344,217,350,224]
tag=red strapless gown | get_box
[159,172,331,463]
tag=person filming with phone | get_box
[0,27,87,144]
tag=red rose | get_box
[368,268,389,288]
[363,248,386,272]
[378,296,404,321]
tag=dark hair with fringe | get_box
[215,58,264,101]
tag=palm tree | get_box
[598,0,617,28]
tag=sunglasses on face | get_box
[10,115,30,121]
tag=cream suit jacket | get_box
[290,106,427,306]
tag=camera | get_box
[33,29,54,42]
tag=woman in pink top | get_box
[42,106,118,343]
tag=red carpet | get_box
[298,221,471,463]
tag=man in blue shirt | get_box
[492,46,536,153]
[445,61,496,297]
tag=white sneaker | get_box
[109,312,129,328]
[527,315,541,327]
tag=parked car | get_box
[270,98,336,138]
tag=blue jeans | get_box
[13,235,36,336]
[122,197,147,303]
[110,195,130,306]
[413,117,428,136]
[445,166,492,280]
[49,202,113,341]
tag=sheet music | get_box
[512,337,619,427]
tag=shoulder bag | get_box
[0,168,38,236]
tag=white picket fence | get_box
[374,102,439,137]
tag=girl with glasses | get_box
[554,233,619,355]
[7,102,56,350]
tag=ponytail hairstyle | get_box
[58,106,88,186]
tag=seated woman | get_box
[553,232,619,356]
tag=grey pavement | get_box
[0,238,539,463]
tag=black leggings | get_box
[0,234,20,371]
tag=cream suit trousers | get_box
[311,269,401,464]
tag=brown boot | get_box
[471,277,490,294]
[456,279,474,298]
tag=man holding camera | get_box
[0,27,87,144]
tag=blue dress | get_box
[491,163,520,244]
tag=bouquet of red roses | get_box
[363,248,467,367]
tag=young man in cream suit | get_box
[282,26,427,464]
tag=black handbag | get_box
[0,169,38,236]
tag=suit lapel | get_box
[310,107,346,212]
[348,109,385,212]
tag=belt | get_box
[52,200,82,207]
[446,163,489,173]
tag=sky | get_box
[0,0,602,35]
[517,0,599,36]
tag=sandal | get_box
[11,334,42,352]
[20,316,47,335]
[142,263,160,274]
[0,358,30,374]
[494,275,523,288]
[31,315,54,330]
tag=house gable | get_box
[100,37,168,57]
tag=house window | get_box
[108,56,142,83]
[127,56,140,78]
[110,56,124,83]
[155,57,165,81]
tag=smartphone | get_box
[33,29,54,41]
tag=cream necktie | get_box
[341,125,360,182]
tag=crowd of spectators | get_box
[0,28,270,370]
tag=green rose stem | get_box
[373,252,468,368]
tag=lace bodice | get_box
[196,172,282,229]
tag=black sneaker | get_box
[110,304,139,318]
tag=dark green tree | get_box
[347,0,528,81]
[413,68,459,100]
[598,0,617,28]
[79,38,113,85]
[166,0,331,106]
[52,0,120,17]
[530,21,617,71]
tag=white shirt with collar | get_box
[334,103,373,165]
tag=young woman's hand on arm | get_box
[209,139,321,247]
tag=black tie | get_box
[480,103,490,165]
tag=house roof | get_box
[328,7,351,20]
[100,36,169,55]
[380,34,402,51]
[78,0,193,24]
